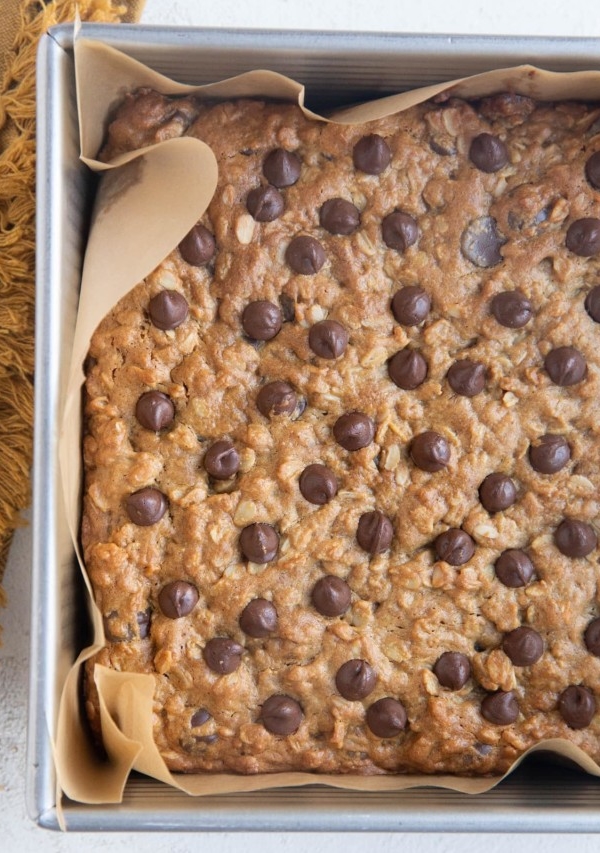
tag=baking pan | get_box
[29,22,600,831]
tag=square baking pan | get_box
[29,22,600,831]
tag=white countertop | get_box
[2,0,600,849]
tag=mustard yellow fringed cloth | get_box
[0,0,145,633]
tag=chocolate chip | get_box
[475,743,492,756]
[260,694,303,735]
[382,211,419,252]
[469,133,509,172]
[256,381,297,417]
[356,511,393,555]
[388,349,428,390]
[190,708,211,728]
[126,488,167,526]
[194,734,218,746]
[263,148,301,187]
[239,598,278,638]
[479,473,517,513]
[481,691,519,725]
[148,290,189,330]
[490,290,533,328]
[203,638,244,674]
[447,359,486,397]
[246,186,284,221]
[528,435,571,474]
[335,659,377,700]
[585,152,600,189]
[311,575,352,617]
[461,216,505,267]
[203,439,240,480]
[279,293,295,322]
[135,391,175,431]
[353,134,391,174]
[433,652,471,690]
[178,223,216,265]
[584,617,600,656]
[242,300,282,341]
[502,627,544,666]
[566,218,600,256]
[285,235,326,275]
[554,519,597,558]
[239,523,279,563]
[434,529,475,566]
[333,412,375,451]
[558,685,596,729]
[308,319,349,359]
[136,609,151,639]
[299,464,338,505]
[366,698,407,738]
[391,286,431,326]
[584,285,600,322]
[544,346,587,386]
[410,431,450,472]
[158,580,199,619]
[494,550,535,588]
[319,198,360,235]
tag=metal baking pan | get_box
[29,23,600,831]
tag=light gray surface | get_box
[3,0,600,849]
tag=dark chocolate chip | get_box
[584,285,600,322]
[388,349,428,390]
[335,659,377,701]
[178,224,216,265]
[194,734,218,745]
[260,694,303,735]
[382,211,419,252]
[433,652,471,690]
[584,617,600,657]
[566,218,600,256]
[190,708,211,728]
[135,391,175,431]
[502,627,544,666]
[469,133,509,172]
[356,510,393,555]
[279,293,296,322]
[319,198,360,235]
[544,346,587,386]
[126,488,168,526]
[558,685,596,729]
[239,523,279,563]
[528,435,571,474]
[299,463,338,505]
[203,439,240,480]
[554,519,597,558]
[461,216,505,267]
[136,609,151,639]
[308,319,349,359]
[246,186,284,222]
[494,550,535,588]
[239,598,278,638]
[479,473,517,513]
[256,381,297,417]
[353,134,391,174]
[148,290,189,330]
[242,300,282,341]
[481,691,519,725]
[203,638,244,674]
[311,575,352,617]
[410,431,450,472]
[333,412,375,451]
[263,148,301,187]
[391,286,431,326]
[158,580,199,619]
[447,359,486,397]
[585,152,600,189]
[490,290,533,328]
[434,529,475,566]
[285,236,326,275]
[366,698,407,738]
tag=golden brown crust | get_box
[84,93,600,775]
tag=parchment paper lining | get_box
[57,35,600,806]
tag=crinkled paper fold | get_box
[57,33,600,807]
